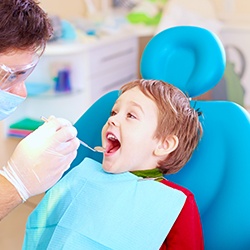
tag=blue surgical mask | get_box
[0,90,26,120]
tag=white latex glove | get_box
[0,116,80,201]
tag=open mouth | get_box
[105,132,121,154]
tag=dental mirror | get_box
[94,146,106,153]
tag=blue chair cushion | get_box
[141,26,226,97]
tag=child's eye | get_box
[110,110,117,116]
[127,113,136,119]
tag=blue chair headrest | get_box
[140,26,226,97]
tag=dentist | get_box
[0,0,80,220]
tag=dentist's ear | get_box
[154,135,179,156]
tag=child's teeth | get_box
[108,134,116,140]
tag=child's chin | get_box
[102,164,124,174]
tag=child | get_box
[23,79,204,249]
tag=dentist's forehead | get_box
[0,50,35,67]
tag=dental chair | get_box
[69,26,250,249]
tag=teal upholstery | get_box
[140,26,225,98]
[172,100,250,249]
[70,26,250,249]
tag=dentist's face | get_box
[0,50,35,97]
[101,87,161,173]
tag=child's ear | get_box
[154,135,179,156]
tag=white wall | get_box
[212,0,250,26]
[39,0,112,19]
[39,0,250,26]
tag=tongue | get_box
[107,140,120,154]
[108,145,120,153]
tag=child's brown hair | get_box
[120,79,203,174]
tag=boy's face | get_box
[101,87,162,173]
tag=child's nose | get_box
[108,115,119,127]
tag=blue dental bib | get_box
[23,158,186,250]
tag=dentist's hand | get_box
[0,116,80,201]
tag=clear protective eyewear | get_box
[0,46,44,91]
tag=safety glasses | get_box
[0,55,39,91]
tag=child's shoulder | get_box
[160,179,194,198]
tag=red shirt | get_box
[159,179,204,250]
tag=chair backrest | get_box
[70,26,250,249]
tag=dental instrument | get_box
[40,116,105,153]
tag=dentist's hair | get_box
[120,79,203,174]
[0,0,52,54]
